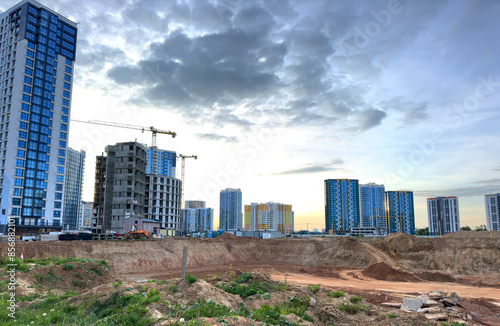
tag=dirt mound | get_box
[442,230,500,238]
[477,273,500,287]
[362,262,419,282]
[19,262,114,293]
[216,232,238,240]
[417,271,455,283]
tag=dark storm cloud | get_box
[14,0,494,134]
[272,159,345,175]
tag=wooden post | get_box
[181,246,187,278]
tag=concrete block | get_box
[425,313,448,321]
[400,297,422,311]
[381,302,401,308]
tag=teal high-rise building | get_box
[324,179,360,234]
[360,183,386,229]
[146,147,176,177]
[385,191,415,235]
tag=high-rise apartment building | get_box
[243,202,293,236]
[324,179,360,234]
[62,147,85,230]
[146,147,176,177]
[180,205,213,234]
[185,200,205,209]
[80,200,92,227]
[427,196,460,236]
[485,193,500,231]
[385,191,415,235]
[219,188,242,231]
[92,141,147,235]
[0,0,78,234]
[360,183,386,229]
[145,175,181,236]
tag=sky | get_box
[2,0,499,230]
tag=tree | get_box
[416,227,429,236]
[460,226,471,231]
[475,225,487,231]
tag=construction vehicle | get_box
[123,225,149,240]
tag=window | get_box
[14,169,23,176]
[19,122,28,130]
[63,82,71,90]
[55,192,62,199]
[60,124,67,131]
[11,208,20,215]
[23,85,32,93]
[25,59,34,67]
[53,211,61,217]
[12,199,21,206]
[55,184,63,191]
[14,179,23,186]
[58,149,65,156]
[16,150,25,158]
[54,202,62,208]
[13,188,22,196]
[15,159,25,167]
[18,140,27,148]
[57,158,65,165]
[62,99,70,106]
[59,132,67,140]
[24,67,33,76]
[59,140,66,148]
[25,179,35,187]
[63,90,70,98]
[61,116,68,123]
[22,94,31,102]
[26,50,35,58]
[57,166,64,174]
[26,169,35,178]
[21,103,30,111]
[65,66,72,74]
[62,107,69,115]
[38,162,48,171]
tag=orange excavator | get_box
[123,225,149,240]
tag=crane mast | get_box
[177,155,197,208]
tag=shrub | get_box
[185,274,197,284]
[170,284,178,293]
[350,296,362,304]
[63,263,74,270]
[328,291,344,298]
[182,300,232,320]
[339,303,364,314]
[307,284,320,294]
[113,281,120,288]
[234,273,253,284]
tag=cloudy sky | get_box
[3,0,499,230]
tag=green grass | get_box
[0,257,30,273]
[327,291,344,298]
[0,289,160,326]
[234,273,253,284]
[307,284,320,294]
[184,274,197,284]
[252,297,314,324]
[387,313,397,318]
[338,303,364,314]
[349,296,362,304]
[170,284,178,293]
[217,279,287,298]
[181,300,232,320]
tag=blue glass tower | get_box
[0,1,77,234]
[324,179,360,234]
[146,148,176,177]
[360,183,386,229]
[219,188,242,230]
[385,191,415,235]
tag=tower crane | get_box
[177,154,197,208]
[71,119,176,175]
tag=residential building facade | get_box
[62,148,85,230]
[180,206,213,234]
[79,201,92,227]
[244,202,293,236]
[385,191,415,235]
[219,188,242,231]
[145,175,181,236]
[92,141,147,235]
[0,0,77,234]
[485,193,500,231]
[146,147,176,177]
[360,183,386,229]
[324,179,360,234]
[427,196,460,236]
[185,200,205,209]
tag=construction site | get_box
[1,231,499,325]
